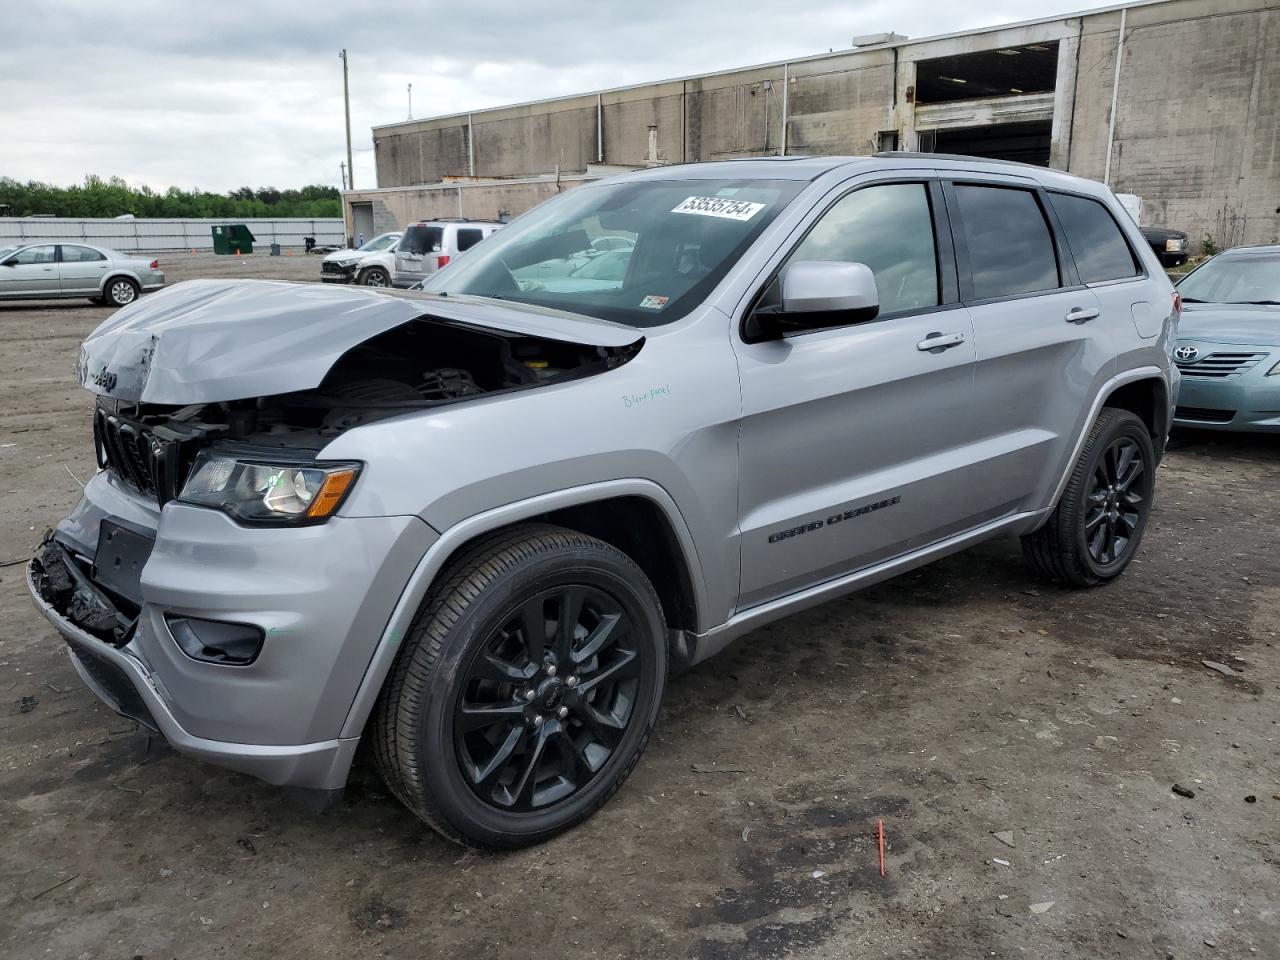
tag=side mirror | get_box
[746,261,880,341]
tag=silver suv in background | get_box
[392,218,501,288]
[0,242,165,306]
[30,154,1177,849]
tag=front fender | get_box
[335,478,709,740]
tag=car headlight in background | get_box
[1267,360,1280,377]
[335,259,358,269]
[179,452,360,525]
[1165,238,1185,253]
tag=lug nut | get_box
[547,665,557,678]
[557,706,569,719]
[533,715,544,727]
[566,676,578,688]
[523,688,536,701]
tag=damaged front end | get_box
[28,279,644,778]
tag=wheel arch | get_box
[1102,375,1170,457]
[99,271,141,296]
[1041,365,1169,520]
[338,479,707,741]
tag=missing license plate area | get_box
[92,520,155,606]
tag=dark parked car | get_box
[1140,226,1188,268]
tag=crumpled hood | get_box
[78,279,641,404]
[1177,303,1280,347]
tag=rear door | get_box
[734,176,981,608]
[0,244,60,297]
[946,177,1113,517]
[57,244,110,294]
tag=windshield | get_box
[422,178,805,327]
[0,245,19,261]
[359,233,400,252]
[401,226,444,255]
[1178,254,1280,305]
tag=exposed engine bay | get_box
[94,318,641,506]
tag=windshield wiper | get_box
[1179,296,1206,303]
[1242,300,1280,306]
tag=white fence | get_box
[0,217,346,252]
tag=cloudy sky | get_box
[1,0,1109,193]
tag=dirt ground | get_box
[0,253,1276,960]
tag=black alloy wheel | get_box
[372,525,667,848]
[1021,407,1156,587]
[454,584,642,812]
[1083,435,1148,567]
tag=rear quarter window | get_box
[1049,192,1140,284]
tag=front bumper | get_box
[28,470,437,790]
[1173,351,1280,433]
[320,264,357,284]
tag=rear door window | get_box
[60,245,106,263]
[1048,192,1140,284]
[953,185,1060,300]
[456,228,485,252]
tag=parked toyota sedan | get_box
[0,242,165,306]
[1172,244,1280,432]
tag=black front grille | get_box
[93,406,190,505]
[1175,406,1235,423]
[68,643,158,731]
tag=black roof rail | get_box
[874,151,1049,171]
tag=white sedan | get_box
[0,242,165,306]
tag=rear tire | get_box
[358,267,390,287]
[104,277,139,307]
[372,524,667,849]
[1022,408,1155,587]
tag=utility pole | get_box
[339,49,354,190]
[339,161,347,190]
[407,82,413,120]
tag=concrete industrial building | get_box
[343,0,1279,252]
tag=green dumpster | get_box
[211,224,256,255]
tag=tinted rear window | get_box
[401,226,444,255]
[954,185,1060,301]
[1049,192,1139,284]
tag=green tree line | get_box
[0,176,342,219]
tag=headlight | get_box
[179,452,360,525]
[1268,361,1280,377]
[335,259,357,268]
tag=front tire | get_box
[1022,408,1155,587]
[372,525,668,849]
[104,277,139,307]
[358,266,391,287]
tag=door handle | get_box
[917,331,966,352]
[1065,307,1100,324]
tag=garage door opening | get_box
[915,42,1059,104]
[919,120,1052,166]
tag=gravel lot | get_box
[0,253,1276,959]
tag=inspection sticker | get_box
[671,196,765,221]
[639,294,670,310]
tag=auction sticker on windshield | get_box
[672,196,766,221]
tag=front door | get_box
[57,244,110,295]
[734,179,980,608]
[0,244,60,297]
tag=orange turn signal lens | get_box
[306,468,359,519]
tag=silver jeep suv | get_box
[29,155,1179,848]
